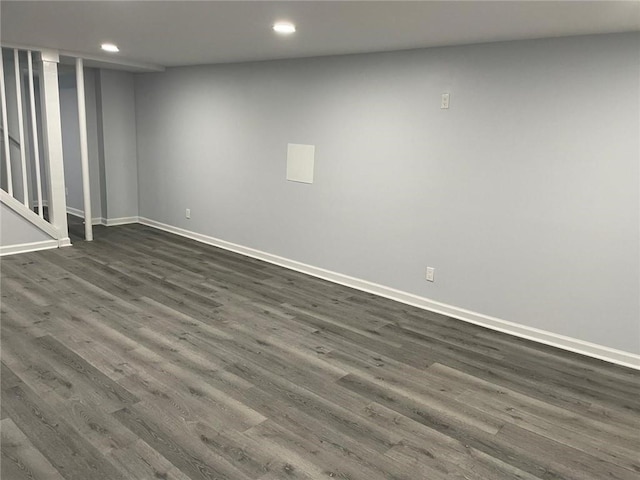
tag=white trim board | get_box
[59,237,72,248]
[66,206,105,226]
[0,239,59,256]
[65,207,138,227]
[104,216,139,227]
[137,216,639,370]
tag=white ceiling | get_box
[2,1,639,70]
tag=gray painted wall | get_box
[97,69,139,220]
[59,67,103,221]
[59,85,83,211]
[134,33,639,354]
[0,203,51,245]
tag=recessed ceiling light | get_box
[273,22,296,34]
[101,43,119,53]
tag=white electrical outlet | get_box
[426,267,435,282]
[441,93,450,109]
[185,208,191,219]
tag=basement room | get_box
[0,1,638,479]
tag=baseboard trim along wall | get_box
[66,206,105,225]
[59,237,72,248]
[137,217,640,370]
[104,216,140,227]
[0,239,59,257]
[66,207,139,227]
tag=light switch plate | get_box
[441,93,450,109]
[426,267,435,282]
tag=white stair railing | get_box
[0,46,69,246]
[14,49,28,208]
[27,49,44,218]
[0,50,12,197]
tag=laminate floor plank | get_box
[473,328,640,386]
[128,298,351,386]
[243,394,451,480]
[1,322,78,397]
[281,309,430,368]
[429,363,640,452]
[4,354,139,462]
[361,401,540,480]
[2,382,128,480]
[1,417,66,480]
[246,418,437,480]
[33,334,140,409]
[370,301,640,413]
[1,301,52,338]
[283,302,397,341]
[495,423,639,480]
[1,221,638,480]
[456,388,640,473]
[107,438,193,480]
[44,311,268,432]
[350,292,639,390]
[380,323,640,415]
[1,276,52,309]
[337,373,637,480]
[1,318,139,414]
[112,403,254,480]
[414,340,638,425]
[0,362,27,392]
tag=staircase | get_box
[0,47,70,255]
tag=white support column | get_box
[75,58,93,241]
[0,49,13,196]
[38,50,69,246]
[28,51,44,218]
[14,49,28,207]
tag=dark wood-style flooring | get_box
[1,221,639,479]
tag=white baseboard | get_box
[0,239,59,257]
[136,216,640,370]
[66,206,105,226]
[104,216,139,227]
[58,237,72,248]
[66,207,138,227]
[66,206,84,217]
